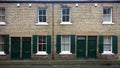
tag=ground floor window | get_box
[36,36,47,55]
[60,35,71,54]
[0,35,6,55]
[103,36,112,53]
[0,36,4,51]
[99,35,118,55]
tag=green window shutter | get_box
[112,35,118,54]
[71,35,75,53]
[33,35,37,54]
[47,35,51,54]
[99,36,103,53]
[4,35,9,54]
[56,35,61,54]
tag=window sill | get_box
[0,22,6,26]
[60,51,72,55]
[0,51,6,55]
[102,22,114,25]
[102,51,114,55]
[36,51,48,55]
[36,22,48,26]
[60,22,72,25]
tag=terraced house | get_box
[0,0,119,60]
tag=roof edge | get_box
[0,1,120,3]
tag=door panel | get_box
[77,36,86,59]
[11,37,20,60]
[87,36,97,59]
[22,37,31,60]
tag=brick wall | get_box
[0,3,120,60]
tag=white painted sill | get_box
[60,22,72,25]
[36,22,48,26]
[0,51,6,55]
[102,22,114,25]
[102,51,114,55]
[0,22,6,26]
[60,51,72,55]
[36,51,48,55]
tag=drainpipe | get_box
[52,3,55,60]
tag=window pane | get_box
[0,44,4,51]
[0,16,5,22]
[66,16,69,22]
[0,16,2,22]
[39,16,42,22]
[62,9,66,15]
[43,16,46,22]
[39,9,42,15]
[43,44,46,51]
[104,8,111,14]
[0,36,4,42]
[0,9,2,15]
[62,16,66,22]
[66,8,70,15]
[38,44,42,51]
[103,14,111,22]
[104,36,111,44]
[0,36,4,51]
[43,36,46,43]
[43,9,46,15]
[65,44,69,51]
[2,8,5,15]
[61,44,65,51]
[104,44,111,51]
[39,36,42,43]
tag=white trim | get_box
[102,51,114,55]
[0,51,6,55]
[60,22,72,25]
[36,51,48,55]
[60,51,72,55]
[102,22,114,25]
[36,22,48,25]
[0,22,6,25]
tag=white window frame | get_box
[60,35,72,55]
[102,7,114,24]
[36,36,48,55]
[0,35,6,55]
[102,36,113,55]
[36,8,48,26]
[0,8,6,25]
[60,7,72,25]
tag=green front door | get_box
[11,37,20,60]
[77,36,86,59]
[88,36,97,59]
[22,37,31,60]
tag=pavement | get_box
[0,60,120,65]
[0,65,120,68]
